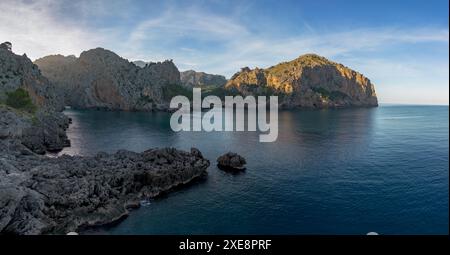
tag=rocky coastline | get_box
[0,103,210,234]
[1,41,378,235]
[225,54,378,109]
[0,43,210,235]
[0,136,209,234]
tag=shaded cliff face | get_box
[180,70,227,88]
[0,42,63,111]
[35,48,181,111]
[226,54,378,108]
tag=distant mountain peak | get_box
[180,70,227,88]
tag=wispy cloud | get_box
[0,0,448,104]
[0,0,97,59]
[119,7,448,76]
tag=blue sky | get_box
[0,0,448,104]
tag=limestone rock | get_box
[225,54,378,109]
[0,105,70,154]
[0,137,210,235]
[34,49,181,111]
[0,42,64,111]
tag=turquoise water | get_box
[61,105,449,234]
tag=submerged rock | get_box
[217,152,246,171]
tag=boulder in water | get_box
[217,152,246,171]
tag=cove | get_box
[169,88,279,142]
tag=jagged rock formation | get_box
[0,43,69,154]
[0,42,12,51]
[0,42,63,111]
[226,54,378,108]
[35,49,181,111]
[0,102,210,235]
[0,105,70,154]
[180,70,227,88]
[0,138,209,234]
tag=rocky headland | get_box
[0,101,209,235]
[0,137,209,234]
[225,54,378,108]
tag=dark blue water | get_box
[61,105,449,235]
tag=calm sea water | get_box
[60,105,449,235]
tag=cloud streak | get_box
[0,0,448,104]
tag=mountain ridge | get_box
[225,53,378,108]
[35,48,181,111]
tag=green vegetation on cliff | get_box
[5,88,37,113]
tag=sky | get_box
[0,0,448,105]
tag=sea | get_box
[59,105,449,234]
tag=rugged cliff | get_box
[0,42,70,154]
[0,42,63,111]
[35,48,181,111]
[225,54,378,108]
[180,70,227,88]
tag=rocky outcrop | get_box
[0,105,70,154]
[0,104,209,235]
[0,42,64,111]
[35,49,181,111]
[180,70,227,88]
[0,42,12,51]
[0,138,209,234]
[225,54,378,109]
[0,43,70,153]
[217,152,246,171]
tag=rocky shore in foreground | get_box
[0,104,210,235]
[0,106,209,235]
[0,137,209,234]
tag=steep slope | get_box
[0,42,63,111]
[226,54,378,108]
[0,42,70,154]
[180,70,227,88]
[35,48,181,111]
